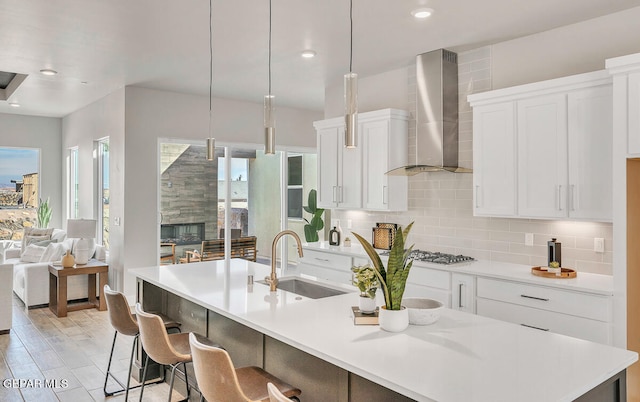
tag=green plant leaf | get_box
[303,206,313,214]
[307,189,317,211]
[304,225,318,242]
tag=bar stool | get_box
[103,285,181,400]
[136,303,220,402]
[189,332,301,402]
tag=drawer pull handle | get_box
[520,294,549,302]
[521,323,549,332]
[458,283,464,308]
[315,258,330,262]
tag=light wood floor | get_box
[0,294,190,402]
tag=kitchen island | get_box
[131,260,637,402]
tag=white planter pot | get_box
[378,306,409,332]
[358,295,377,314]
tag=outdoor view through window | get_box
[0,147,40,240]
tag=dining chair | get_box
[102,285,181,400]
[189,332,301,402]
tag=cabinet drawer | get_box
[477,277,610,322]
[300,250,352,270]
[300,264,353,285]
[404,284,451,308]
[408,267,450,290]
[477,298,611,344]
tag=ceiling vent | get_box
[0,71,28,101]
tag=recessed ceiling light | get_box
[9,103,20,107]
[301,50,316,58]
[39,69,58,76]
[411,8,433,19]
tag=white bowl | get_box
[403,298,444,325]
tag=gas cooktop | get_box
[380,249,475,265]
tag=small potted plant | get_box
[352,222,414,332]
[351,264,378,313]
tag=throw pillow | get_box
[20,227,54,254]
[40,243,67,263]
[51,229,66,243]
[34,239,56,247]
[20,244,47,263]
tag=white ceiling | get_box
[1,0,640,118]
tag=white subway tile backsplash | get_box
[330,45,611,276]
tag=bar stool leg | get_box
[139,354,150,402]
[103,331,118,396]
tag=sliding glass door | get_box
[158,140,315,269]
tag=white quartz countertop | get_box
[131,260,636,402]
[302,242,614,295]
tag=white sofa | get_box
[5,230,108,308]
[0,263,12,332]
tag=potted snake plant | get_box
[352,222,414,332]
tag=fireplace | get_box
[161,222,205,245]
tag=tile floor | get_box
[0,294,191,402]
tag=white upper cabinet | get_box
[517,94,568,218]
[315,122,362,209]
[315,109,408,211]
[469,70,613,222]
[567,86,613,221]
[361,110,409,211]
[472,102,517,217]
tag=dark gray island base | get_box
[136,279,628,402]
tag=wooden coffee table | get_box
[48,259,109,317]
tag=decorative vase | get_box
[358,295,377,314]
[61,250,75,268]
[378,306,409,332]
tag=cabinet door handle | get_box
[475,185,479,208]
[458,283,464,308]
[520,294,549,302]
[383,186,388,204]
[557,185,563,211]
[570,184,576,211]
[520,323,549,332]
[332,186,337,203]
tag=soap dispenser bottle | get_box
[329,226,341,246]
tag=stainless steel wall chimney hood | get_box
[387,49,471,175]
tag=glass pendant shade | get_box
[264,95,276,154]
[206,137,215,160]
[344,72,358,148]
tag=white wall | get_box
[323,6,640,275]
[0,113,63,228]
[62,89,126,286]
[324,67,410,119]
[492,6,640,90]
[122,87,321,296]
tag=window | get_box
[69,147,79,218]
[287,155,303,219]
[0,147,40,239]
[96,138,109,248]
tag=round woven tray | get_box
[531,266,576,279]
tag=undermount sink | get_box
[257,277,348,299]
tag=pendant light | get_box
[264,0,276,155]
[206,0,215,160]
[344,0,357,148]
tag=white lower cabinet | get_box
[476,277,612,344]
[451,273,475,313]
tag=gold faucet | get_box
[267,230,304,292]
